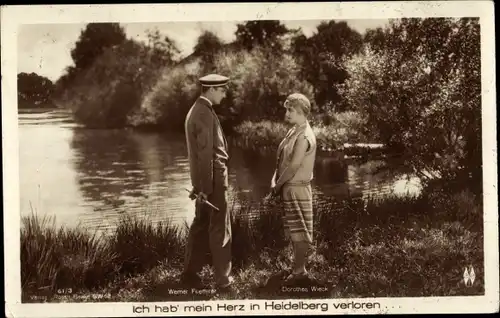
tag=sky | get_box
[18,19,389,82]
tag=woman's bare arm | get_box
[271,169,277,187]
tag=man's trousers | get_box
[183,176,232,287]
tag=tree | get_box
[193,30,224,72]
[363,27,387,52]
[17,72,55,108]
[341,18,481,190]
[62,38,168,128]
[213,48,315,125]
[234,20,290,52]
[53,66,78,102]
[291,21,363,112]
[70,23,127,70]
[145,28,180,66]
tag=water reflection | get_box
[19,118,88,227]
[19,112,422,234]
[227,147,277,201]
[70,129,195,231]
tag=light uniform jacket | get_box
[185,96,229,195]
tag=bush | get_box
[422,185,482,232]
[233,117,370,153]
[313,124,350,150]
[58,40,164,128]
[213,48,315,124]
[340,18,481,187]
[313,111,372,143]
[128,63,200,131]
[233,120,288,150]
[128,47,315,134]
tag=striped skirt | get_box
[281,184,313,244]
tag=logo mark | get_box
[463,266,475,287]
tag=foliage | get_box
[193,30,225,73]
[70,23,127,71]
[53,19,482,191]
[233,120,288,150]
[145,28,181,66]
[59,39,166,128]
[54,24,179,104]
[128,61,201,131]
[363,27,387,52]
[292,21,363,111]
[130,47,315,132]
[233,110,372,154]
[213,48,315,124]
[17,72,55,108]
[234,20,290,52]
[313,123,352,150]
[311,110,372,143]
[53,66,79,102]
[340,18,481,188]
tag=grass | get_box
[21,188,483,302]
[21,213,118,296]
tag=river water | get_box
[19,110,421,233]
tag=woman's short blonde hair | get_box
[284,93,311,116]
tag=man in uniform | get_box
[181,74,233,290]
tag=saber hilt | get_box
[184,188,220,211]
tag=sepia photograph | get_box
[3,2,498,316]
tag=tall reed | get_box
[21,187,483,298]
[21,212,118,295]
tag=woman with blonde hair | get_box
[270,93,317,283]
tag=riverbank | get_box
[233,120,385,160]
[22,188,483,302]
[19,108,385,161]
